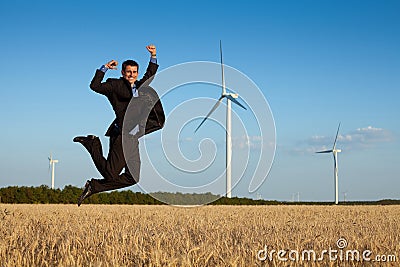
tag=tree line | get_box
[0,185,399,205]
[0,185,161,205]
[0,185,279,205]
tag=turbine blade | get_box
[316,150,333,153]
[226,94,247,110]
[333,153,337,167]
[48,154,52,171]
[220,40,226,95]
[195,96,225,132]
[333,122,341,149]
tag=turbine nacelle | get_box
[224,92,238,98]
[48,154,59,164]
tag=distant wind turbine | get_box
[195,41,247,198]
[316,123,342,205]
[48,154,59,189]
[342,191,348,203]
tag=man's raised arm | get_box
[138,45,159,87]
[89,60,119,95]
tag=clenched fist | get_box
[146,44,157,57]
[105,60,118,70]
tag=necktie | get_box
[129,85,139,135]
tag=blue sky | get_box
[0,0,399,201]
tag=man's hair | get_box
[122,60,139,72]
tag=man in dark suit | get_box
[74,44,164,206]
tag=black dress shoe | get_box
[73,135,97,144]
[77,180,93,207]
[73,135,98,152]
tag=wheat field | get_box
[0,204,399,266]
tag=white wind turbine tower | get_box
[195,41,247,198]
[48,154,59,189]
[316,123,342,205]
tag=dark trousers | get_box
[80,96,153,194]
[84,134,140,194]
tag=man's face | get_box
[122,65,138,85]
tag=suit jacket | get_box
[89,61,165,137]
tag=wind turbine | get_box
[48,154,59,189]
[342,191,348,203]
[316,123,342,204]
[195,41,247,198]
